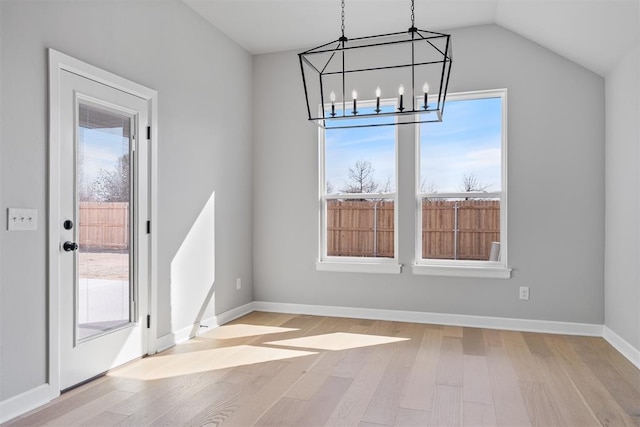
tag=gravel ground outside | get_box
[79,252,129,280]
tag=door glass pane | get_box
[77,103,132,341]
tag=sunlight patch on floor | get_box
[201,324,299,339]
[265,332,409,351]
[108,345,317,380]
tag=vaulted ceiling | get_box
[183,0,639,77]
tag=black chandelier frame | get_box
[298,2,453,129]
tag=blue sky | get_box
[78,127,129,183]
[325,105,396,192]
[325,97,502,194]
[420,97,502,193]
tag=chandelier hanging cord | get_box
[340,0,347,42]
[409,0,417,32]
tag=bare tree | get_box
[420,179,440,202]
[77,148,93,202]
[91,154,130,202]
[326,181,335,194]
[379,176,392,194]
[341,159,379,193]
[460,172,491,193]
[420,179,438,194]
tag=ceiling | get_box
[182,0,639,77]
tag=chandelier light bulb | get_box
[375,87,381,97]
[398,85,405,95]
[330,91,336,102]
[352,89,358,100]
[423,82,429,93]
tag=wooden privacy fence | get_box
[80,200,499,257]
[79,202,129,251]
[422,200,500,260]
[327,199,500,260]
[327,200,395,258]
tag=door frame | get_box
[48,49,158,398]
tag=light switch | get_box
[7,208,38,231]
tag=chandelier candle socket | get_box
[423,82,429,110]
[330,91,336,117]
[398,85,405,112]
[298,0,452,129]
[352,89,358,115]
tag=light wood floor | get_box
[5,312,640,426]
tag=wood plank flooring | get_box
[5,311,640,426]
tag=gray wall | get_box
[0,0,254,401]
[253,25,605,324]
[605,46,640,350]
[0,0,4,403]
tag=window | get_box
[317,100,401,274]
[414,89,510,278]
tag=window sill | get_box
[316,261,402,274]
[412,263,512,279]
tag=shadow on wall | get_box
[170,191,216,341]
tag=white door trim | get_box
[48,49,158,399]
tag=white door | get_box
[58,69,150,390]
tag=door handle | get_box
[63,241,79,252]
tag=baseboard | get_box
[249,303,640,371]
[155,302,255,352]
[251,301,604,337]
[155,332,178,353]
[3,302,637,424]
[0,384,51,424]
[603,326,640,370]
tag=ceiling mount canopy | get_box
[298,0,453,129]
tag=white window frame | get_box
[413,89,511,279]
[317,98,402,274]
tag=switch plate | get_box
[7,208,37,231]
[519,286,530,301]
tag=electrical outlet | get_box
[236,278,241,290]
[519,286,530,301]
[7,208,38,231]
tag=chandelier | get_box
[299,0,452,129]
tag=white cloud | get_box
[456,148,501,170]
